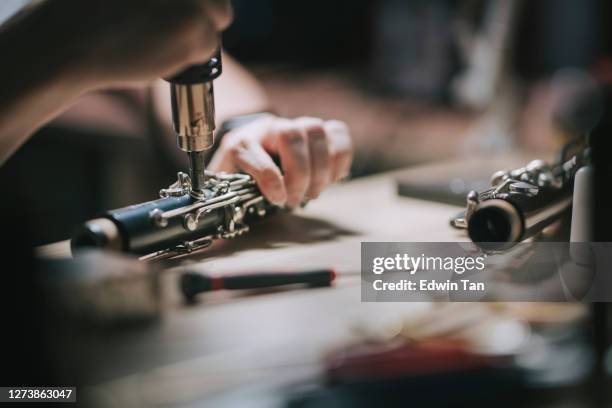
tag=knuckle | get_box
[298,116,325,129]
[297,117,326,137]
[260,167,282,186]
[202,0,234,29]
[213,8,234,30]
[279,127,305,146]
[325,119,349,133]
[258,167,284,191]
[306,125,326,142]
[225,140,248,159]
[309,131,328,153]
[327,119,348,129]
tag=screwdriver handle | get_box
[181,269,336,301]
[167,49,222,85]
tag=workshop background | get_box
[1,0,609,245]
[1,1,612,407]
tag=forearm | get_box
[0,0,234,165]
[0,3,91,164]
[214,52,270,122]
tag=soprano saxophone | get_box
[71,171,274,262]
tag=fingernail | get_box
[285,197,300,209]
[269,192,287,207]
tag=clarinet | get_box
[72,171,275,261]
[451,142,588,251]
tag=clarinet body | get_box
[72,172,274,261]
[452,146,588,250]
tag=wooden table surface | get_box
[40,157,541,407]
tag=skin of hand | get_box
[208,115,353,208]
[0,0,232,163]
[68,0,233,89]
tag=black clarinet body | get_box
[452,146,588,251]
[72,172,274,261]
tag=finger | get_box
[186,14,221,63]
[176,1,232,65]
[296,117,331,198]
[274,120,311,208]
[214,138,287,206]
[324,120,353,181]
[207,118,272,172]
[202,0,234,30]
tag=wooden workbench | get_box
[44,157,568,407]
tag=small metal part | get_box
[188,151,207,192]
[149,209,168,228]
[490,170,509,186]
[510,167,525,179]
[140,236,214,262]
[467,190,479,207]
[450,190,480,229]
[509,181,539,196]
[526,159,547,173]
[160,172,192,197]
[184,214,198,231]
[537,172,553,187]
[170,82,216,152]
[71,218,122,253]
[141,172,270,261]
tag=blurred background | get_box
[2,0,611,245]
[1,1,612,407]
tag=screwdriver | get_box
[166,48,222,192]
[180,269,336,302]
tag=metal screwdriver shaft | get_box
[188,150,208,192]
[166,48,222,194]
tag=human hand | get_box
[208,116,353,208]
[54,0,232,89]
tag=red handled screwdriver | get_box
[181,269,336,302]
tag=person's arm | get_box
[0,3,87,163]
[0,0,232,164]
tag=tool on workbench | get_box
[180,268,336,302]
[71,46,278,261]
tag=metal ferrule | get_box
[170,82,216,152]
